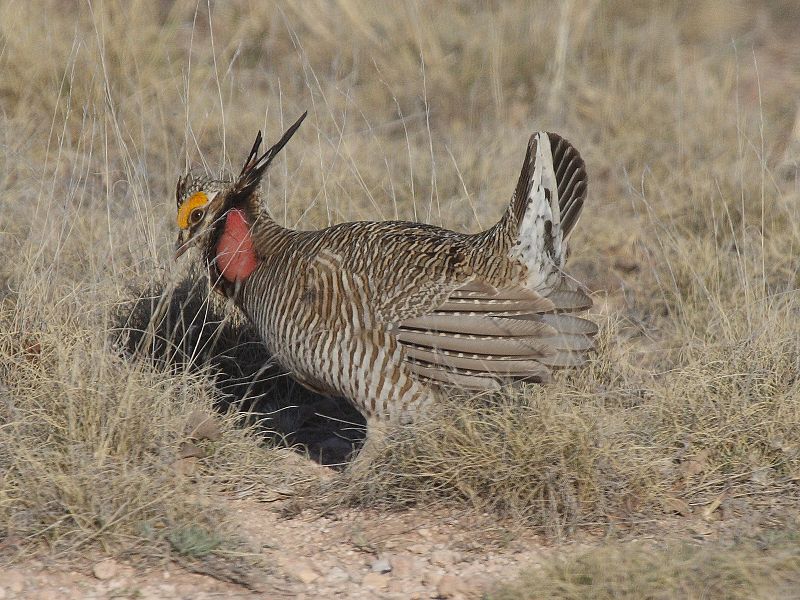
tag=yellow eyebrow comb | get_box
[176,191,209,229]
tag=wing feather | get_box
[396,279,594,387]
[396,329,558,356]
[407,362,503,390]
[400,314,557,337]
[536,313,599,335]
[545,289,593,312]
[405,345,555,371]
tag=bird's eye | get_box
[189,208,205,225]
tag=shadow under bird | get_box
[174,112,597,465]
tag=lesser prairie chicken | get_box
[174,113,596,464]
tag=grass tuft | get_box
[490,531,800,600]
[0,295,296,554]
[168,525,223,558]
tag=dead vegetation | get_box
[1,0,799,595]
[0,292,304,554]
[489,530,800,600]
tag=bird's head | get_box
[174,174,229,259]
[173,111,307,260]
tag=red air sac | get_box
[215,209,258,282]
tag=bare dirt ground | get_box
[3,440,796,600]
[0,434,563,599]
[0,497,764,600]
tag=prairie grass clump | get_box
[490,531,800,600]
[0,290,294,553]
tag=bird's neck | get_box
[214,208,259,283]
[212,205,292,285]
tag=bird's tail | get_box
[494,132,595,365]
[503,132,588,293]
[396,132,596,391]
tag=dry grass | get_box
[1,0,799,567]
[489,530,800,599]
[0,298,294,554]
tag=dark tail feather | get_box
[505,132,587,240]
[548,132,587,239]
[508,134,539,232]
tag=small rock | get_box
[390,554,416,579]
[326,567,350,584]
[751,467,771,485]
[296,571,319,585]
[362,572,389,590]
[173,456,199,476]
[437,574,468,599]
[185,410,222,441]
[138,585,161,600]
[93,559,120,580]
[0,570,24,594]
[178,580,208,600]
[430,550,460,567]
[408,543,430,555]
[371,556,392,573]
[178,441,205,459]
[288,562,319,584]
[421,570,442,587]
[690,521,713,537]
[108,576,131,590]
[158,583,177,594]
[465,575,490,593]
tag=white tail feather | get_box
[509,132,565,294]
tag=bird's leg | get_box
[346,417,389,477]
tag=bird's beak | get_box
[174,231,190,260]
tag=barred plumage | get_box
[174,113,596,463]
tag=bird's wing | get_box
[394,278,596,390]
